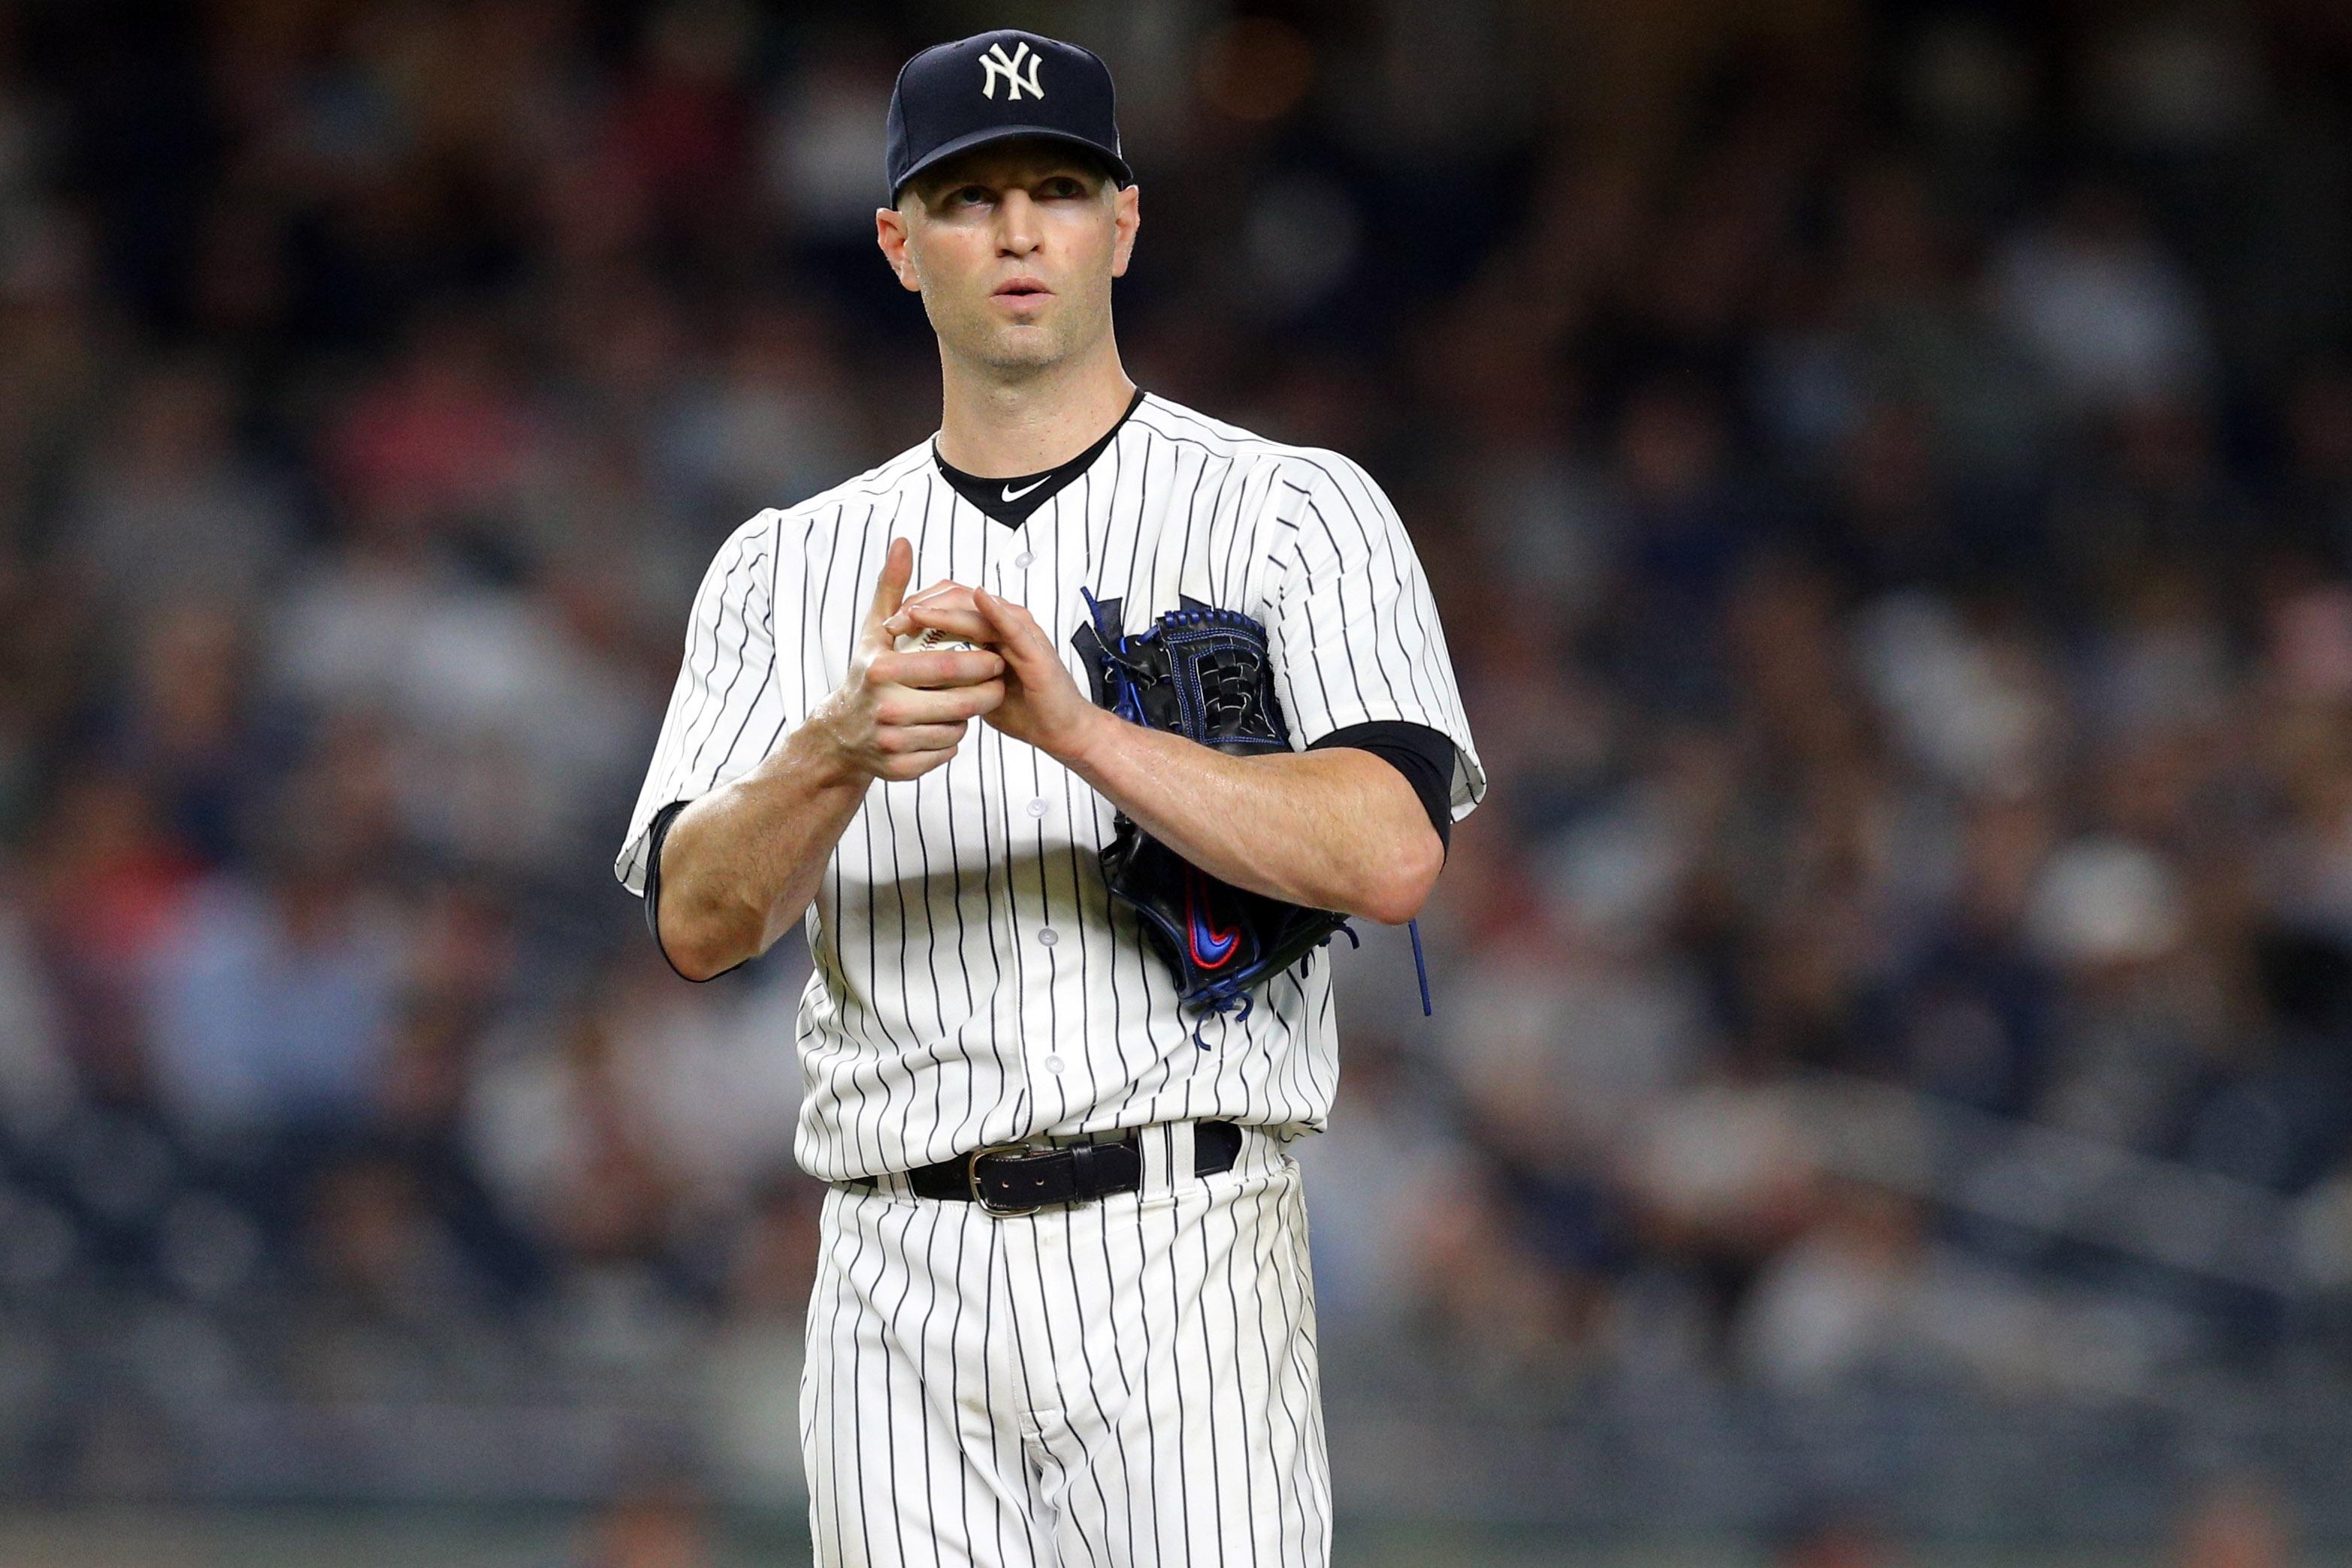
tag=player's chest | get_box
[787,467,1283,706]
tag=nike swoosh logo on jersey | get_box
[1002,477,1050,502]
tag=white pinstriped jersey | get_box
[615,393,1487,1184]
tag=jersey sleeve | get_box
[613,512,791,898]
[1265,453,1489,823]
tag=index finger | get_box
[898,582,980,618]
[974,588,1048,656]
[888,602,993,643]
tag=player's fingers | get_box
[884,583,979,634]
[901,581,977,613]
[860,537,914,644]
[873,680,1002,727]
[876,745,957,782]
[871,648,1005,688]
[889,603,994,645]
[973,588,1051,663]
[876,720,968,754]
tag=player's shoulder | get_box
[762,441,937,531]
[694,443,935,574]
[1131,393,1388,500]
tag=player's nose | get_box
[995,189,1042,255]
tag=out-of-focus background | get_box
[3,0,2352,1563]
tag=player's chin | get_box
[975,327,1066,370]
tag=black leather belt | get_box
[866,1121,1244,1216]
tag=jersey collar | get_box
[932,385,1145,529]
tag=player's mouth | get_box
[992,277,1053,309]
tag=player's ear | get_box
[1109,183,1139,279]
[875,205,923,294]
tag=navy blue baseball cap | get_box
[884,30,1133,204]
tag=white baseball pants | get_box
[801,1123,1332,1566]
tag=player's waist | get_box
[839,1120,1263,1216]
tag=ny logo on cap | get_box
[980,41,1044,101]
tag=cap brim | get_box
[890,126,1134,202]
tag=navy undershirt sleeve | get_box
[1304,720,1456,854]
[642,799,748,982]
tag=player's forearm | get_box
[655,719,870,980]
[1066,711,1442,924]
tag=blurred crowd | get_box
[3,0,2352,1540]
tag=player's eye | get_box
[950,185,990,207]
[1041,177,1084,198]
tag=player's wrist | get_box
[1059,704,1123,778]
[793,702,879,791]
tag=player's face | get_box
[877,143,1139,376]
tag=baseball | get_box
[893,625,978,653]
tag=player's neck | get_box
[934,341,1137,479]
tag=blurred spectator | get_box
[467,942,803,1264]
[376,980,546,1304]
[1992,183,2214,414]
[56,358,296,615]
[1735,1183,1924,1388]
[1609,378,1753,648]
[1622,1043,1822,1361]
[1299,1030,1475,1332]
[26,762,207,1104]
[2026,835,2217,1150]
[323,310,531,530]
[290,1152,497,1400]
[107,598,280,869]
[699,1171,819,1508]
[142,768,407,1143]
[656,301,858,529]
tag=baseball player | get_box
[614,29,1486,1566]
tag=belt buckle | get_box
[966,1144,1045,1217]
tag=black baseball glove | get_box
[1071,588,1359,1044]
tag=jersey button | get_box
[1026,797,1049,817]
[1043,1054,1066,1074]
[1013,551,1034,568]
[1038,927,1058,946]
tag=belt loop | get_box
[1166,1121,1196,1193]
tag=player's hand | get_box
[813,537,1007,784]
[884,582,1105,765]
